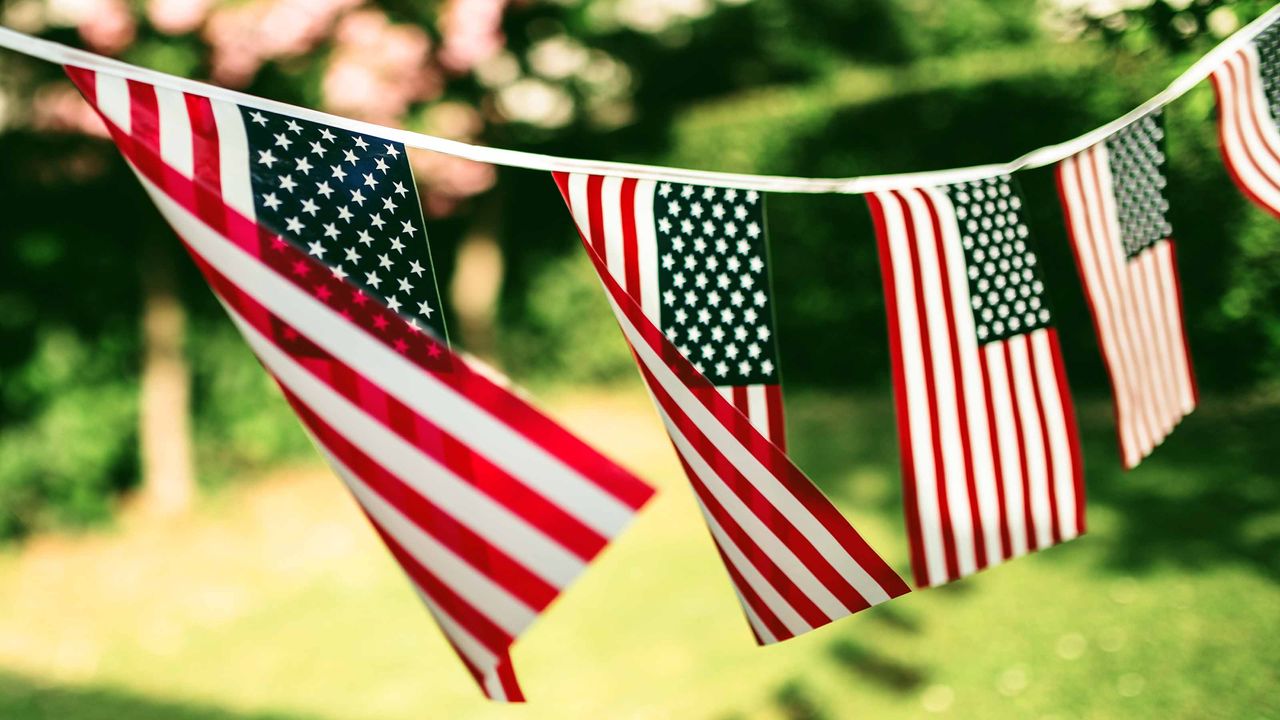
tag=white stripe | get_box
[876,191,947,586]
[1030,329,1079,540]
[902,188,976,578]
[725,576,776,644]
[1154,242,1197,413]
[655,404,849,618]
[1090,146,1162,453]
[405,585,502,693]
[599,287,893,604]
[926,186,1003,569]
[209,99,255,221]
[1218,55,1280,212]
[1134,248,1179,434]
[746,385,770,441]
[94,71,131,135]
[305,432,537,637]
[983,342,1028,558]
[600,175,626,284]
[129,168,638,537]
[1059,155,1141,468]
[155,86,193,178]
[567,174,592,240]
[1007,337,1052,551]
[693,499,811,637]
[635,179,661,319]
[222,303,586,591]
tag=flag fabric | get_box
[553,172,910,644]
[65,65,655,702]
[1056,110,1198,469]
[1211,17,1280,218]
[867,176,1085,589]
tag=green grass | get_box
[0,388,1276,720]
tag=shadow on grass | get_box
[0,669,315,720]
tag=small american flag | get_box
[554,172,909,644]
[1056,110,1198,469]
[66,66,655,702]
[867,176,1085,589]
[1212,17,1280,217]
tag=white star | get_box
[757,326,771,341]
[351,189,366,205]
[400,220,416,236]
[662,254,675,270]
[257,149,277,167]
[746,222,761,238]
[332,265,347,281]
[386,296,402,312]
[725,189,738,201]
[408,319,420,332]
[658,218,673,234]
[322,223,339,239]
[690,203,703,218]
[300,198,319,216]
[384,143,400,157]
[659,183,673,197]
[337,206,354,222]
[309,140,327,157]
[378,254,393,270]
[397,277,413,293]
[749,256,765,273]
[295,157,313,174]
[730,291,744,306]
[418,300,435,318]
[681,185,694,198]
[343,149,359,165]
[250,112,268,126]
[663,290,676,305]
[761,359,774,375]
[279,175,297,192]
[746,190,759,203]
[353,136,369,150]
[748,343,761,358]
[285,217,304,233]
[273,133,292,149]
[285,119,303,134]
[331,165,347,180]
[374,157,389,174]
[393,181,408,197]
[319,128,336,142]
[363,173,379,189]
[702,220,716,235]
[262,192,281,210]
[316,181,333,198]
[370,214,386,230]
[714,361,728,376]
[739,360,751,375]
[357,230,374,246]
[703,187,716,201]
[389,237,405,253]
[712,203,725,219]
[382,196,398,212]
[344,247,361,263]
[753,290,767,306]
[737,239,751,254]
[364,271,381,288]
[408,260,424,276]
[307,241,325,257]
[668,201,682,216]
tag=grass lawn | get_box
[0,388,1276,719]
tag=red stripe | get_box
[1133,249,1181,430]
[493,660,524,703]
[189,249,610,561]
[866,193,930,586]
[711,541,791,643]
[69,84,653,513]
[1000,341,1037,551]
[1023,334,1063,545]
[896,189,960,583]
[765,384,787,453]
[1056,159,1131,466]
[732,386,750,418]
[920,189,987,571]
[1163,240,1199,404]
[65,65,97,104]
[586,175,607,259]
[1047,330,1086,535]
[281,385,561,609]
[975,346,1013,560]
[620,177,642,299]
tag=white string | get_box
[1,5,1278,194]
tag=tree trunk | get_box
[449,194,504,360]
[137,237,195,516]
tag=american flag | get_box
[867,176,1085,589]
[66,66,655,702]
[554,172,909,644]
[1056,110,1198,469]
[1211,17,1280,218]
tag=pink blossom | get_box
[321,10,442,124]
[204,0,360,87]
[437,0,509,73]
[409,150,496,217]
[65,0,136,54]
[147,0,214,35]
[32,82,109,137]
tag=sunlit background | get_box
[0,0,1277,718]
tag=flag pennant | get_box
[1211,16,1280,218]
[867,176,1085,589]
[554,172,910,645]
[1056,109,1198,469]
[65,65,655,702]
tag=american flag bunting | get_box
[66,65,655,702]
[554,172,909,644]
[1056,110,1198,469]
[867,176,1085,589]
[1212,17,1280,218]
